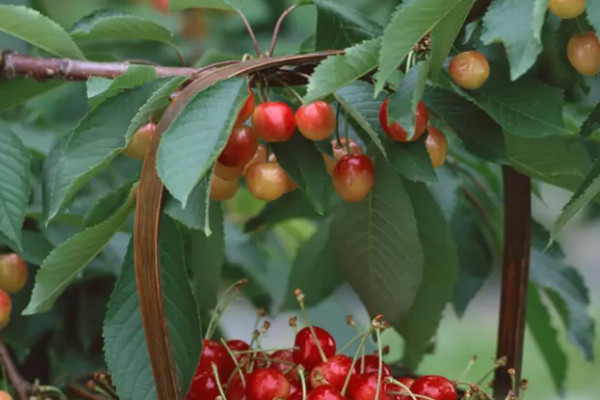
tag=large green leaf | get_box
[304,39,380,103]
[580,103,600,137]
[283,220,342,309]
[271,133,332,215]
[481,0,550,80]
[376,0,474,93]
[587,1,600,37]
[0,5,84,59]
[156,77,248,207]
[550,157,600,245]
[423,86,507,163]
[169,0,235,11]
[331,162,424,321]
[383,136,437,183]
[87,65,158,108]
[0,121,31,252]
[397,181,458,368]
[42,80,165,225]
[244,191,321,232]
[0,79,67,112]
[24,184,136,315]
[70,10,172,42]
[527,284,568,394]
[314,0,382,50]
[104,217,202,400]
[531,224,595,360]
[164,171,212,235]
[83,180,137,228]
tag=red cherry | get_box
[448,51,490,90]
[347,373,389,400]
[353,355,391,378]
[379,99,429,142]
[310,355,354,390]
[218,125,258,168]
[185,371,220,400]
[307,385,347,400]
[387,377,415,400]
[411,376,457,400]
[332,154,375,202]
[252,102,296,142]
[236,90,256,124]
[195,339,229,377]
[245,162,289,201]
[0,253,27,294]
[0,289,11,329]
[293,327,336,370]
[289,392,307,400]
[152,0,169,13]
[222,340,251,379]
[225,373,247,400]
[124,121,156,160]
[246,368,291,400]
[324,139,363,174]
[425,127,448,169]
[295,100,337,141]
[210,174,239,201]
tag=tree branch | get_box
[0,339,31,400]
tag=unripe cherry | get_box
[295,100,337,141]
[548,0,586,19]
[425,127,448,169]
[243,145,267,176]
[215,161,243,180]
[0,391,14,400]
[448,51,490,90]
[0,289,11,329]
[245,162,289,201]
[124,121,156,160]
[0,253,27,294]
[210,174,239,201]
[567,31,600,76]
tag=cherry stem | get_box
[337,330,368,355]
[234,8,262,57]
[269,74,305,105]
[95,373,118,399]
[248,356,296,366]
[298,366,307,400]
[334,103,343,147]
[212,363,228,400]
[374,327,383,400]
[232,346,298,355]
[296,292,328,362]
[221,339,246,387]
[38,386,68,400]
[165,42,187,66]
[267,4,299,56]
[205,279,246,339]
[0,339,30,400]
[454,381,493,399]
[476,357,507,386]
[341,329,372,396]
[386,378,418,400]
[343,109,351,154]
[458,356,478,381]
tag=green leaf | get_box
[383,136,437,183]
[87,65,158,108]
[580,103,600,137]
[283,220,342,309]
[527,284,568,394]
[376,0,474,93]
[314,0,382,50]
[550,158,600,245]
[0,121,31,252]
[244,191,320,232]
[331,161,424,321]
[164,171,213,236]
[70,10,172,42]
[0,79,67,112]
[397,181,458,368]
[83,180,137,228]
[157,77,248,207]
[42,80,165,224]
[304,39,380,103]
[423,86,507,163]
[587,0,600,36]
[481,0,550,80]
[104,217,202,400]
[271,133,332,215]
[531,223,595,361]
[169,0,235,11]
[0,5,84,59]
[20,231,53,266]
[24,184,136,315]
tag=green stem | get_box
[374,328,383,400]
[212,363,228,400]
[341,329,372,396]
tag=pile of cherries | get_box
[185,289,461,400]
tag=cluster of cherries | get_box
[185,288,460,400]
[0,253,28,330]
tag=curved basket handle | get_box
[133,51,340,400]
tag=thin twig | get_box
[267,4,298,56]
[234,9,262,57]
[0,339,31,400]
[460,185,493,229]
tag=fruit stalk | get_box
[0,339,31,400]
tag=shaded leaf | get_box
[164,170,213,236]
[0,79,66,112]
[169,0,235,11]
[580,102,600,137]
[83,180,137,228]
[87,65,158,107]
[588,1,600,37]
[71,10,172,42]
[383,136,437,182]
[244,191,320,232]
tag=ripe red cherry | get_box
[222,339,250,379]
[567,31,600,76]
[196,339,228,376]
[218,125,258,168]
[379,99,429,142]
[245,162,289,201]
[0,289,11,329]
[289,392,306,400]
[310,354,354,390]
[347,373,389,400]
[124,121,156,160]
[0,253,27,294]
[448,51,490,90]
[252,102,296,142]
[411,376,457,400]
[425,127,448,169]
[387,377,415,400]
[324,139,363,174]
[152,0,169,13]
[548,0,585,19]
[307,385,347,400]
[246,368,291,400]
[353,355,391,377]
[332,154,375,202]
[225,373,246,400]
[237,90,256,124]
[185,372,220,400]
[293,326,336,370]
[295,100,337,141]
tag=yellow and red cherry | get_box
[448,51,490,89]
[0,253,27,294]
[215,161,243,180]
[293,326,336,370]
[124,121,156,160]
[243,145,267,176]
[236,90,256,124]
[245,162,289,201]
[252,102,296,142]
[411,375,457,400]
[324,138,363,174]
[295,100,337,141]
[210,174,239,201]
[246,368,291,400]
[425,127,448,169]
[218,125,258,168]
[567,31,600,76]
[332,154,375,202]
[548,0,585,19]
[0,289,11,329]
[379,99,429,142]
